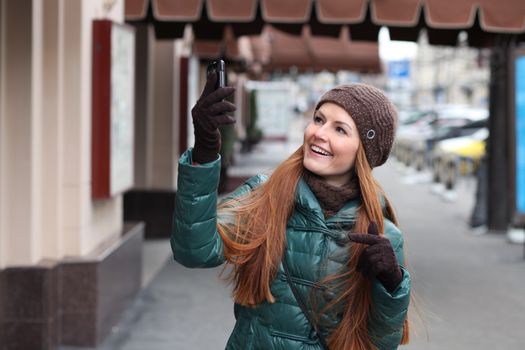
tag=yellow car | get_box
[432,128,488,189]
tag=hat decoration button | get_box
[366,129,376,139]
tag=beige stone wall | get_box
[1,0,36,266]
[0,0,130,268]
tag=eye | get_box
[336,126,347,135]
[313,115,323,124]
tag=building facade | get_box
[0,1,191,348]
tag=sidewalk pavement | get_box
[64,136,525,350]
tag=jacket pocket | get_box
[268,327,319,345]
[278,273,325,290]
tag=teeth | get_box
[311,145,332,156]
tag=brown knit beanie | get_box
[315,83,397,168]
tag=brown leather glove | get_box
[191,68,236,164]
[348,222,403,292]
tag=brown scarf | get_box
[303,169,360,218]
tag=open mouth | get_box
[311,145,333,157]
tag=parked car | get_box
[432,127,488,189]
[394,105,488,171]
[394,109,436,167]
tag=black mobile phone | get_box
[207,59,225,89]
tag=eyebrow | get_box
[316,110,353,130]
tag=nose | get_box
[313,124,328,141]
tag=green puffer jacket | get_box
[172,149,410,350]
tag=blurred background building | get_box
[0,0,524,349]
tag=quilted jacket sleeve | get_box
[171,148,225,268]
[368,219,411,350]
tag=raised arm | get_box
[171,69,236,268]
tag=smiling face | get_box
[303,102,361,187]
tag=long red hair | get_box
[217,144,409,349]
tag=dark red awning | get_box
[125,0,524,72]
[126,0,525,38]
[253,25,380,73]
[307,27,380,73]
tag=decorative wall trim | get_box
[0,222,144,350]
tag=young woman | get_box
[172,70,411,350]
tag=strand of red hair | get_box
[217,147,303,305]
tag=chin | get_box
[303,159,324,176]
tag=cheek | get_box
[349,141,360,155]
[336,139,359,160]
[303,124,314,140]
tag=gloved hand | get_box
[191,68,236,164]
[348,222,403,292]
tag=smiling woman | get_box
[303,103,361,187]
[171,78,410,350]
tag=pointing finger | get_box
[348,233,381,246]
[367,222,379,235]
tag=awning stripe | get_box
[307,26,380,72]
[263,25,380,73]
[478,1,525,33]
[371,0,421,27]
[316,0,367,24]
[152,0,202,21]
[207,0,258,22]
[261,0,313,23]
[423,0,525,33]
[125,0,149,20]
[424,0,478,29]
